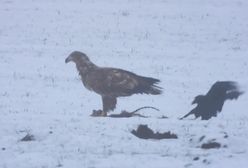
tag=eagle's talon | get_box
[101,111,107,117]
[90,110,107,117]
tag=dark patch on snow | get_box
[184,163,193,168]
[56,163,63,167]
[202,159,211,164]
[20,133,35,142]
[199,135,206,142]
[2,147,6,151]
[201,142,221,149]
[193,156,200,161]
[223,132,228,138]
[223,145,228,148]
[158,115,169,119]
[131,125,178,140]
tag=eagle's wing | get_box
[106,69,139,96]
[91,68,139,96]
[90,68,162,96]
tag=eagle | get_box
[65,51,162,116]
[180,81,244,120]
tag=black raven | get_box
[180,81,244,120]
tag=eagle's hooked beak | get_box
[65,56,72,63]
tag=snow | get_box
[0,0,248,167]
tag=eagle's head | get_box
[65,51,90,64]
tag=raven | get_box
[180,81,244,120]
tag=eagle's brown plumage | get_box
[65,51,162,116]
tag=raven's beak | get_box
[191,99,196,105]
[65,56,71,63]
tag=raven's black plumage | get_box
[65,51,162,116]
[180,81,244,120]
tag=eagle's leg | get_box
[90,96,116,117]
[100,110,107,117]
[102,96,117,116]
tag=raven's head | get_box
[192,95,205,105]
[65,51,90,64]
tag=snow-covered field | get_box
[0,0,248,167]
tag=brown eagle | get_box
[65,51,162,116]
[180,81,244,120]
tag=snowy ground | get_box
[0,0,248,167]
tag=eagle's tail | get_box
[138,76,163,95]
[149,85,163,95]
